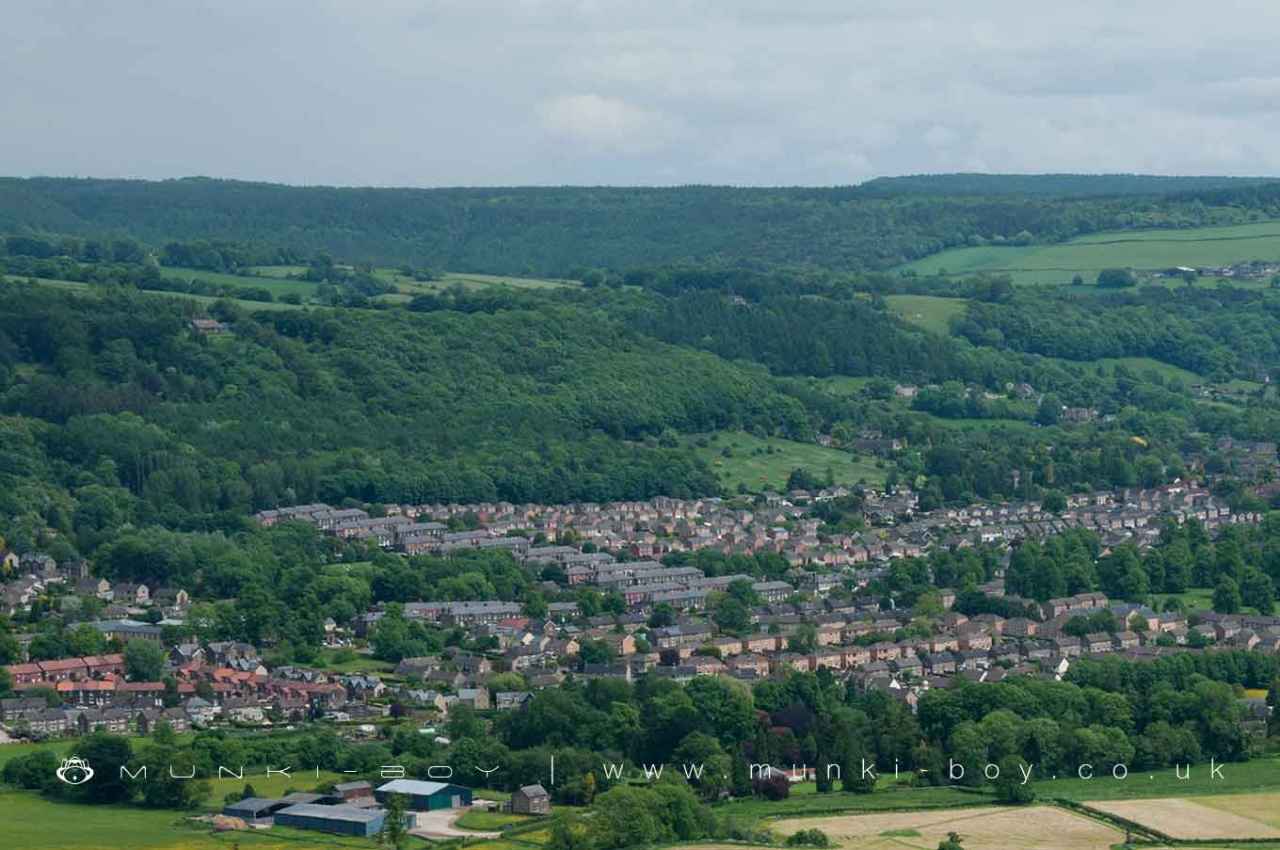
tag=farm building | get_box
[273,803,391,837]
[375,779,472,811]
[222,797,290,820]
[511,783,551,815]
[333,780,374,801]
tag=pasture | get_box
[767,804,1120,850]
[898,220,1280,286]
[688,431,886,493]
[1086,793,1280,840]
[1035,755,1280,801]
[884,294,967,334]
[3,275,307,311]
[716,786,986,820]
[159,266,319,299]
[377,268,578,292]
[0,791,377,850]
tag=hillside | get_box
[4,176,1280,276]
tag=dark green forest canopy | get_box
[0,285,823,524]
[5,175,1280,276]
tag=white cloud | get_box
[538,93,679,154]
[2,1,1280,184]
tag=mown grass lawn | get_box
[687,431,886,493]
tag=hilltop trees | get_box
[1097,268,1137,288]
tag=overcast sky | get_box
[4,1,1279,187]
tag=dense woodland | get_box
[4,176,1280,276]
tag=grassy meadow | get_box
[158,266,320,299]
[1035,755,1280,802]
[688,431,886,493]
[0,791,380,850]
[884,294,967,334]
[898,220,1280,286]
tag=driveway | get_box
[408,805,500,839]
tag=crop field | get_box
[766,804,1120,850]
[898,220,1280,285]
[688,431,886,493]
[884,294,967,334]
[1086,793,1280,840]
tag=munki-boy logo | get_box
[55,756,95,786]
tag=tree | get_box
[712,595,751,635]
[379,792,409,849]
[788,624,818,654]
[1040,490,1067,514]
[647,603,676,629]
[672,732,731,801]
[937,832,965,850]
[993,756,1035,804]
[1242,569,1276,615]
[1097,268,1136,288]
[124,639,167,681]
[70,732,134,803]
[1213,576,1243,614]
[1035,394,1062,426]
[578,639,615,666]
[786,829,832,847]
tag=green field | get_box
[0,792,380,849]
[689,431,886,493]
[313,647,394,674]
[455,810,533,830]
[0,735,171,769]
[2,275,308,311]
[376,268,578,292]
[1043,355,1203,385]
[1036,755,1280,802]
[245,265,309,278]
[715,785,989,820]
[899,220,1280,286]
[159,266,319,298]
[884,294,968,334]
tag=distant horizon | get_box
[5,171,1279,192]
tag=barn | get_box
[222,797,289,821]
[375,779,473,811]
[273,803,389,837]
